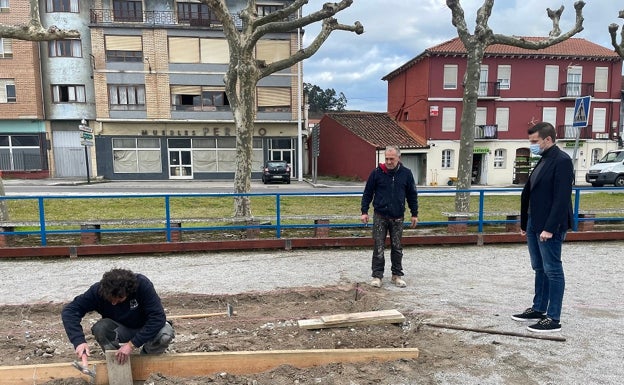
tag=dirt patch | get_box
[0,284,500,384]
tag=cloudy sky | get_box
[301,0,623,112]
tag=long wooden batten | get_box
[0,348,420,385]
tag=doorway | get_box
[168,149,192,179]
[268,138,295,178]
[472,153,483,184]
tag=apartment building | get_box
[2,0,301,180]
[383,37,623,186]
[87,0,300,180]
[0,0,47,178]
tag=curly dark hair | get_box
[98,268,138,301]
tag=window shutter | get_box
[169,37,200,63]
[257,87,291,107]
[200,39,229,63]
[105,35,142,51]
[256,40,290,64]
[171,86,201,94]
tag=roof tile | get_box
[324,112,427,149]
[428,37,620,58]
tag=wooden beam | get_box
[0,361,103,385]
[0,348,419,385]
[298,309,405,329]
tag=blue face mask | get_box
[529,143,542,155]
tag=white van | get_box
[585,149,624,187]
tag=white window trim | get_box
[443,65,458,90]
[497,65,511,90]
[594,67,609,93]
[544,65,559,92]
[495,107,509,132]
[442,107,456,132]
[441,149,453,169]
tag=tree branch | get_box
[260,18,363,78]
[0,0,79,40]
[251,0,355,44]
[253,0,308,27]
[492,1,584,48]
[446,0,472,44]
[608,10,624,59]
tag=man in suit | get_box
[511,122,574,333]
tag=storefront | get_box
[94,122,298,180]
[0,120,49,178]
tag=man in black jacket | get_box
[361,145,419,288]
[512,122,574,333]
[62,268,174,365]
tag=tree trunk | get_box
[231,60,259,218]
[454,47,484,212]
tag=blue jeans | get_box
[526,218,566,321]
[371,213,404,278]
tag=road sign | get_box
[78,124,93,133]
[80,132,93,140]
[81,140,94,147]
[573,96,591,128]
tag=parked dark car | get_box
[262,160,291,184]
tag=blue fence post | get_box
[276,194,281,239]
[165,195,171,242]
[478,190,485,233]
[572,187,581,232]
[38,197,47,246]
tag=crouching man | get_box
[62,268,174,365]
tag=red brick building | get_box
[314,112,427,182]
[382,37,622,186]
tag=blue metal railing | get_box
[1,187,623,246]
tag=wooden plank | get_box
[128,349,420,380]
[0,360,105,385]
[0,348,419,385]
[320,309,404,325]
[169,311,236,319]
[298,309,405,330]
[106,351,133,385]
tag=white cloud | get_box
[301,0,624,112]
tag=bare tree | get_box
[446,0,584,212]
[0,0,79,221]
[608,10,624,58]
[204,0,362,217]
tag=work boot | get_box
[391,275,407,288]
[370,277,382,288]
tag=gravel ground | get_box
[1,240,623,384]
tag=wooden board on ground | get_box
[0,348,419,385]
[106,350,133,385]
[298,309,405,329]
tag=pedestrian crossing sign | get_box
[573,96,591,128]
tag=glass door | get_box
[169,149,192,179]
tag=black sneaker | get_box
[511,307,546,322]
[527,317,561,333]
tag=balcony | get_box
[90,9,243,27]
[556,125,593,140]
[477,82,500,99]
[559,82,594,99]
[90,9,176,24]
[475,124,498,140]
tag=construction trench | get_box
[1,292,424,385]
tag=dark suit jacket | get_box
[520,145,574,233]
